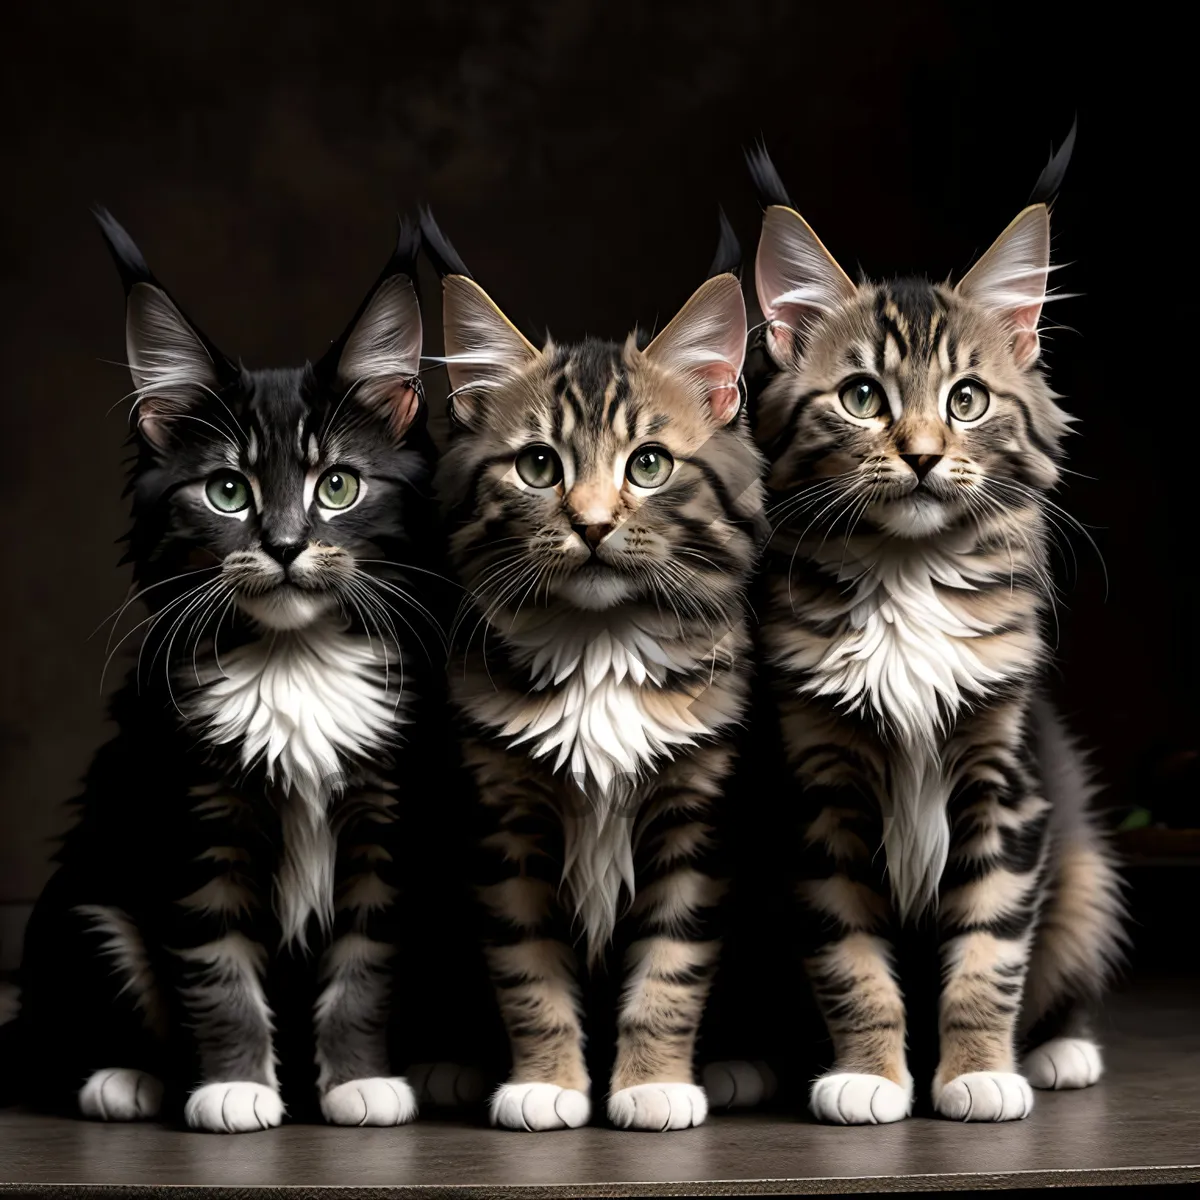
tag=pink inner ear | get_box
[698,361,740,425]
[1010,302,1043,368]
[383,381,420,441]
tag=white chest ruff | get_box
[188,625,406,946]
[481,618,721,794]
[807,546,1003,744]
[474,614,730,959]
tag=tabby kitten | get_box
[19,213,439,1131]
[748,148,1124,1123]
[425,215,766,1131]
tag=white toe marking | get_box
[934,1071,1033,1122]
[79,1069,164,1122]
[809,1073,912,1125]
[490,1082,590,1131]
[320,1076,418,1126]
[607,1083,708,1131]
[185,1082,284,1133]
[1024,1037,1104,1090]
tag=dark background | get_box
[0,2,1192,969]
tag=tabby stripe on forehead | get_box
[928,314,947,365]
[604,372,629,428]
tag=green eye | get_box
[840,378,887,419]
[515,444,563,488]
[948,380,990,422]
[205,471,250,514]
[625,445,674,489]
[317,468,361,509]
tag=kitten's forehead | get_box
[816,279,1000,386]
[526,339,705,452]
[242,367,316,458]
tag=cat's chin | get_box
[237,587,337,631]
[555,571,637,611]
[871,494,957,539]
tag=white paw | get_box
[1024,1038,1103,1090]
[407,1061,486,1107]
[321,1077,418,1126]
[79,1069,164,1121]
[185,1081,283,1133]
[608,1083,708,1131]
[934,1071,1033,1121]
[702,1060,777,1109]
[490,1082,590,1131]
[809,1073,912,1125]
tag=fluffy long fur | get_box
[430,211,766,1131]
[16,213,451,1131]
[748,143,1125,1125]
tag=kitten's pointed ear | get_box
[440,275,540,426]
[754,204,857,365]
[956,204,1050,369]
[326,218,424,441]
[643,273,747,426]
[94,207,227,448]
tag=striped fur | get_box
[750,174,1125,1123]
[434,253,765,1130]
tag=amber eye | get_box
[839,378,887,419]
[515,444,563,488]
[948,380,990,422]
[626,445,674,489]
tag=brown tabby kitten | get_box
[425,216,766,1131]
[748,152,1124,1124]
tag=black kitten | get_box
[18,212,447,1130]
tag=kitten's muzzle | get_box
[262,537,306,566]
[900,453,943,483]
[572,522,615,551]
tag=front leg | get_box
[933,705,1051,1122]
[608,752,728,1132]
[471,743,590,1131]
[786,703,912,1124]
[314,782,416,1127]
[171,785,282,1133]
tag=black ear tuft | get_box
[92,206,154,294]
[1029,116,1078,207]
[706,207,743,280]
[391,213,422,285]
[419,208,473,280]
[316,214,423,378]
[745,143,795,210]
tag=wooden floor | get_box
[1,980,1198,1197]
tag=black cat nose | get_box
[572,522,614,550]
[263,538,306,566]
[900,453,943,482]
